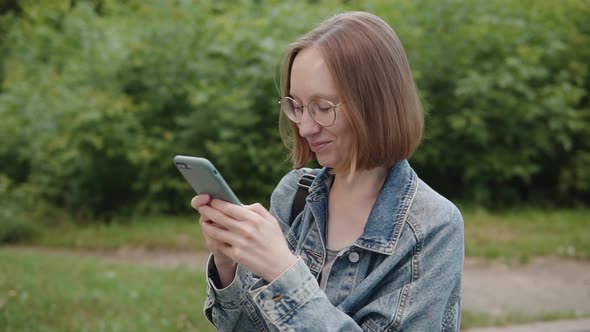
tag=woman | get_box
[192,11,464,331]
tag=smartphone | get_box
[173,155,241,205]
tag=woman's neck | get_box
[331,166,388,198]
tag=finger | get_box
[202,235,228,254]
[201,219,241,246]
[217,243,237,261]
[210,199,261,223]
[198,204,242,232]
[200,217,227,231]
[199,219,229,251]
[245,203,274,219]
[197,208,212,224]
[191,194,211,210]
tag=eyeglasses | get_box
[279,96,343,127]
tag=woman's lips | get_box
[309,141,330,152]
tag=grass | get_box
[461,309,586,330]
[2,208,588,330]
[16,209,590,262]
[1,249,587,331]
[0,250,216,332]
[30,215,208,251]
[462,208,590,262]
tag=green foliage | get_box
[0,0,588,219]
[0,219,34,244]
[0,175,36,243]
[368,0,590,206]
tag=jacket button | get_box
[348,252,360,263]
[263,299,276,311]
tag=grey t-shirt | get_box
[319,247,341,290]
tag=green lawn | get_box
[462,208,589,262]
[31,215,208,251]
[0,250,216,332]
[24,209,590,261]
[461,309,583,330]
[0,250,585,331]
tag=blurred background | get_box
[0,0,588,331]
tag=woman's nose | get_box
[298,108,321,138]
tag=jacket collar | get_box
[307,160,418,255]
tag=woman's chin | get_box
[316,156,343,170]
[315,156,331,168]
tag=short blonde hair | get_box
[279,11,423,173]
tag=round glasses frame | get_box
[279,96,343,127]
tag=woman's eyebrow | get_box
[289,92,339,101]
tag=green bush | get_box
[0,175,36,243]
[0,0,588,219]
[364,0,590,206]
[0,219,35,244]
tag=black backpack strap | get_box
[289,170,318,225]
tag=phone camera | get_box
[175,162,191,169]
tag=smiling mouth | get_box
[309,141,330,152]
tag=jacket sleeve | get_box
[393,206,465,331]
[248,257,367,331]
[202,169,307,331]
[204,255,271,331]
[204,255,369,331]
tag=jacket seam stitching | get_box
[245,296,271,332]
[391,171,419,252]
[388,283,411,331]
[407,215,423,281]
[272,286,320,327]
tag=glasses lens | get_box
[309,99,336,126]
[281,97,300,123]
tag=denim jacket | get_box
[204,160,464,331]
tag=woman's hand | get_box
[191,194,235,268]
[197,198,298,282]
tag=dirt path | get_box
[462,257,590,316]
[4,246,590,317]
